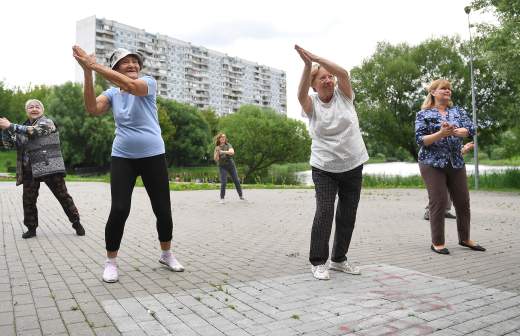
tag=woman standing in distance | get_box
[73,46,184,283]
[213,133,244,203]
[296,45,369,280]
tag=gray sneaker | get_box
[329,260,361,275]
[311,264,330,280]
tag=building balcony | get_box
[96,28,114,35]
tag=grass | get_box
[1,158,518,191]
[465,155,520,166]
[362,169,520,192]
[467,169,520,191]
[363,174,425,188]
[0,150,16,172]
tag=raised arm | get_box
[73,45,149,97]
[296,45,353,100]
[73,46,111,116]
[0,118,16,148]
[0,117,55,136]
[295,45,313,116]
[213,146,220,162]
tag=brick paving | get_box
[0,182,519,335]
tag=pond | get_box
[295,162,519,186]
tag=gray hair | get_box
[25,99,45,112]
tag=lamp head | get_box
[464,6,471,14]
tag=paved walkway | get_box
[0,182,519,335]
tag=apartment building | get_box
[76,16,287,116]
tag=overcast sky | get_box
[0,0,493,121]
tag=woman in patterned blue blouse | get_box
[415,79,485,255]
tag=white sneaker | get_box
[311,264,330,280]
[219,199,225,204]
[103,260,119,283]
[329,260,361,275]
[159,253,184,272]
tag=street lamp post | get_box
[465,6,479,189]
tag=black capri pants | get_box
[105,154,173,251]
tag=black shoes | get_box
[22,229,37,239]
[459,241,486,251]
[445,212,457,219]
[431,245,450,255]
[72,221,85,236]
[423,211,457,220]
[21,223,84,239]
[431,242,486,254]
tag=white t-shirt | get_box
[304,87,369,173]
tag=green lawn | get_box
[0,150,16,172]
[1,157,518,192]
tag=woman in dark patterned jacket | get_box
[0,99,84,239]
[415,79,485,255]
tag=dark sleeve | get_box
[415,110,428,146]
[458,107,475,137]
[30,118,57,137]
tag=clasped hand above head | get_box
[72,45,96,70]
[295,45,320,65]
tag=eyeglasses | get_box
[318,75,334,83]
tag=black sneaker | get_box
[72,222,85,236]
[445,212,457,219]
[22,229,36,239]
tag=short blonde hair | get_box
[421,79,453,109]
[214,132,227,146]
[309,63,336,92]
[25,99,45,112]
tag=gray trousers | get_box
[419,163,471,245]
[309,165,363,266]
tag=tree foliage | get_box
[351,35,516,160]
[157,97,211,166]
[46,82,115,167]
[218,105,311,181]
[351,38,469,160]
[200,108,220,137]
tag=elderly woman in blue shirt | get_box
[415,79,485,255]
[73,45,184,283]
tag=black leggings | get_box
[105,154,173,251]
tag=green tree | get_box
[158,105,176,162]
[471,0,520,82]
[470,0,520,157]
[351,38,468,160]
[0,82,14,121]
[46,82,114,168]
[158,97,211,166]
[351,36,515,160]
[218,105,310,182]
[200,108,220,137]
